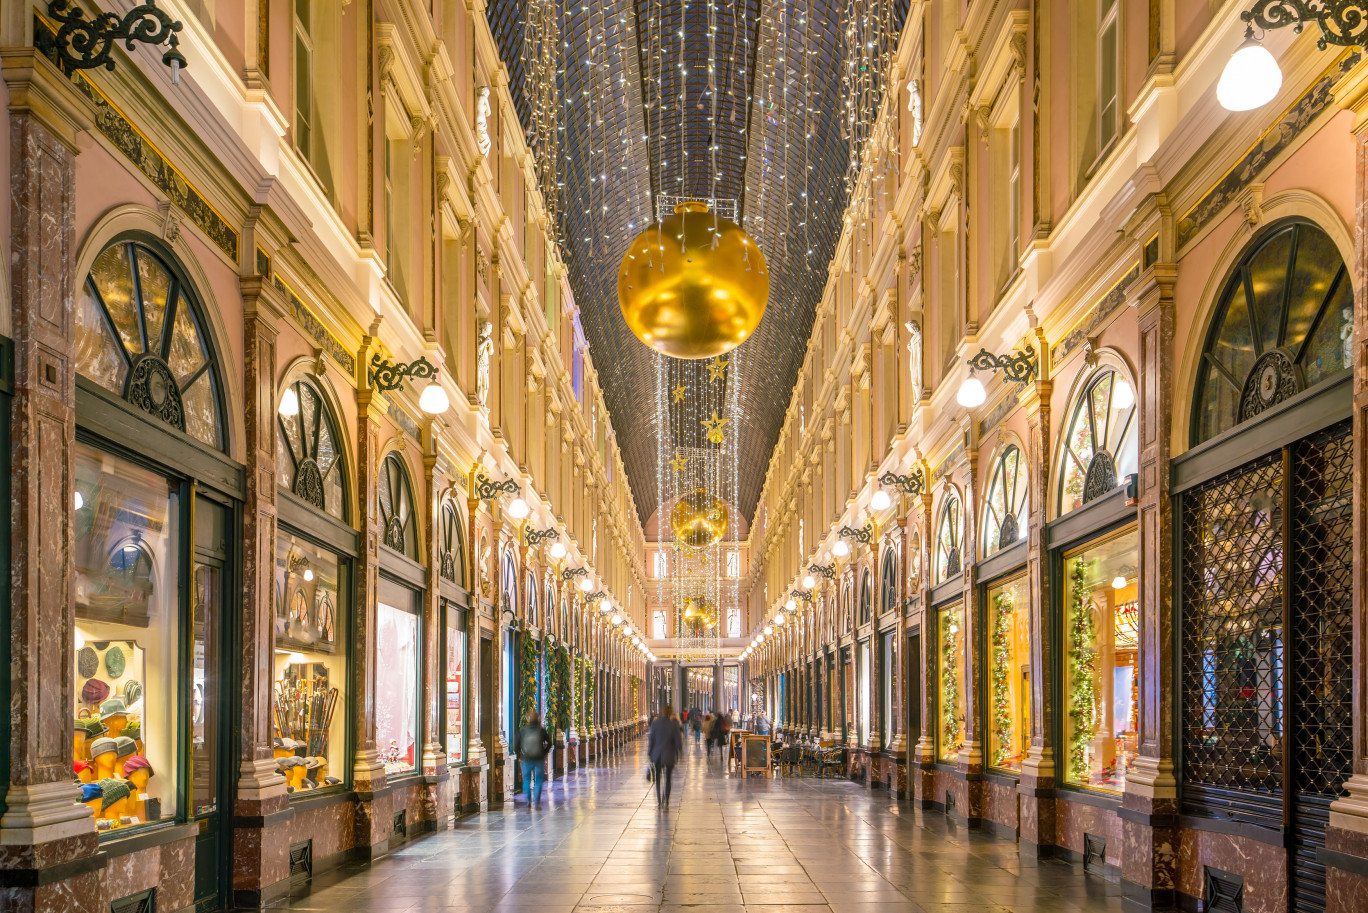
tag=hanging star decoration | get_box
[672,383,686,403]
[702,410,729,444]
[707,357,729,382]
[669,450,690,474]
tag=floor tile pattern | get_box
[279,740,1123,913]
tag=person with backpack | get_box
[714,712,732,764]
[515,709,551,807]
[690,709,702,744]
[647,704,683,808]
[701,713,715,757]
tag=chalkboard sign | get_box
[741,734,770,776]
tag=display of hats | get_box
[99,698,128,721]
[113,736,137,758]
[74,716,105,738]
[81,679,110,704]
[122,679,142,705]
[104,645,126,678]
[80,782,104,802]
[74,760,91,776]
[97,777,131,812]
[89,737,117,758]
[122,755,153,777]
[324,776,341,785]
[123,721,141,740]
[77,646,99,678]
[303,757,322,770]
[278,757,305,769]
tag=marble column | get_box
[1018,329,1057,858]
[1327,64,1368,911]
[1120,199,1179,910]
[460,497,488,813]
[419,442,449,826]
[352,329,390,856]
[230,273,293,905]
[0,47,100,912]
[956,436,984,824]
[911,485,937,807]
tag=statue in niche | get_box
[1341,306,1354,369]
[907,79,923,148]
[475,319,493,410]
[475,87,492,157]
[905,319,923,403]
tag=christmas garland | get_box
[1066,557,1099,782]
[547,644,572,736]
[631,675,640,719]
[941,610,961,757]
[572,654,584,733]
[990,589,1014,768]
[582,658,595,734]
[518,633,540,728]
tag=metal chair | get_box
[815,745,845,779]
[777,743,804,777]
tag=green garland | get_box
[583,658,595,734]
[631,675,640,719]
[518,634,540,729]
[1066,558,1099,782]
[990,589,1014,768]
[548,644,572,735]
[941,610,961,757]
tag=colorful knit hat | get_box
[80,782,104,803]
[113,736,136,759]
[89,737,117,758]
[122,680,143,705]
[77,646,99,679]
[104,645,126,678]
[121,755,153,778]
[97,777,131,812]
[99,698,128,721]
[81,679,110,704]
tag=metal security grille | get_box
[1179,421,1353,913]
[1180,452,1285,826]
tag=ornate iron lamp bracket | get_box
[967,345,1038,383]
[44,0,187,78]
[586,591,607,602]
[878,469,925,497]
[525,527,559,547]
[1243,0,1368,49]
[787,590,811,603]
[474,473,520,501]
[561,567,589,582]
[808,563,836,580]
[370,353,437,392]
[838,524,874,545]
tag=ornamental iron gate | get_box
[1179,421,1353,913]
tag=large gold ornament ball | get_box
[670,488,729,549]
[618,202,769,359]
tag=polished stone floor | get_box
[278,738,1124,913]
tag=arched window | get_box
[880,548,898,615]
[983,445,1028,555]
[500,551,517,613]
[1193,220,1352,444]
[858,569,872,625]
[76,238,226,449]
[525,573,538,627]
[377,453,418,558]
[841,582,852,633]
[439,500,465,586]
[935,491,963,582]
[1058,368,1136,515]
[548,582,559,636]
[277,377,347,520]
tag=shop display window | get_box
[377,577,420,776]
[73,442,180,833]
[937,603,966,762]
[1062,527,1139,793]
[859,641,871,743]
[273,530,347,794]
[446,609,465,764]
[987,575,1031,772]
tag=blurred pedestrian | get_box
[648,704,683,808]
[516,709,551,807]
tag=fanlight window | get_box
[277,378,346,520]
[983,445,1028,555]
[439,501,464,585]
[377,454,418,558]
[1193,221,1352,444]
[936,491,963,581]
[525,573,538,627]
[76,240,225,449]
[500,551,517,612]
[842,583,852,633]
[1059,369,1137,515]
[880,549,898,615]
[858,570,872,625]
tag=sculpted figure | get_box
[905,319,923,403]
[476,319,493,409]
[476,87,492,157]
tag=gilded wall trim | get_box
[1051,264,1140,366]
[273,276,357,375]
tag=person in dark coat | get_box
[515,709,551,807]
[647,704,683,808]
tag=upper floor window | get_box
[76,239,225,450]
[880,548,898,616]
[278,377,347,521]
[935,489,963,582]
[1059,368,1136,516]
[439,500,465,586]
[378,453,418,558]
[525,573,538,627]
[294,0,313,156]
[983,445,1028,556]
[1097,0,1120,153]
[1192,220,1352,445]
[858,569,872,626]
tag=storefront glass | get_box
[986,574,1031,772]
[1061,526,1139,793]
[859,640,871,743]
[73,442,180,832]
[446,609,465,763]
[377,577,420,776]
[936,602,966,763]
[273,530,347,793]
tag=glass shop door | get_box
[191,494,234,912]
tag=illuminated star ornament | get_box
[672,384,686,403]
[702,410,729,444]
[669,450,690,474]
[707,357,729,382]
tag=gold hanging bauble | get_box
[670,488,729,549]
[617,201,769,359]
[683,598,701,620]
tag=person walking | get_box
[755,711,771,736]
[516,709,551,807]
[690,710,702,744]
[648,704,683,808]
[714,712,732,765]
[702,712,715,757]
